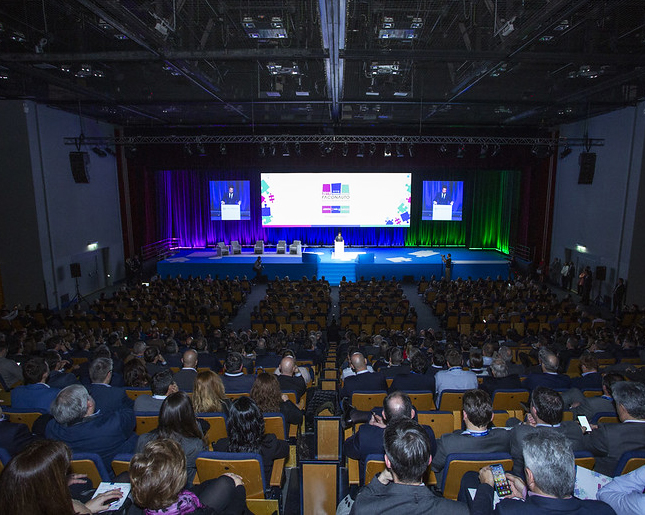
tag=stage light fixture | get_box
[396,143,404,158]
[196,142,207,156]
[258,144,266,158]
[282,142,290,157]
[342,142,349,157]
[384,143,392,157]
[356,143,365,158]
[219,143,226,155]
[269,142,276,156]
[559,145,572,159]
[184,144,193,156]
[479,145,488,158]
[294,142,301,156]
[439,144,448,154]
[369,143,377,156]
[408,143,414,157]
[491,144,501,157]
[456,145,466,158]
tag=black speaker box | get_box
[70,263,81,278]
[595,266,606,281]
[69,152,90,183]
[578,152,596,184]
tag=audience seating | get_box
[315,416,342,461]
[574,450,596,470]
[300,460,340,515]
[71,453,113,486]
[125,388,152,401]
[0,447,11,474]
[231,241,242,255]
[437,390,465,411]
[407,391,436,411]
[440,453,513,500]
[491,389,530,411]
[417,411,460,438]
[216,242,230,256]
[254,241,264,254]
[3,408,46,431]
[351,391,387,411]
[613,450,645,476]
[197,412,228,447]
[289,240,302,254]
[111,453,133,477]
[276,240,287,254]
[591,412,620,425]
[263,412,287,440]
[135,412,160,435]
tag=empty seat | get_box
[289,240,302,254]
[216,242,230,256]
[276,240,287,254]
[231,241,242,254]
[254,241,264,254]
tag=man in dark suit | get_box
[11,357,60,412]
[87,357,133,414]
[339,351,387,400]
[522,349,571,392]
[584,380,645,476]
[44,350,78,389]
[46,384,137,472]
[0,406,39,456]
[433,185,453,205]
[380,347,410,380]
[350,416,463,514]
[221,184,240,205]
[344,391,436,479]
[509,387,585,477]
[275,356,306,402]
[221,352,256,393]
[570,353,602,391]
[470,430,615,515]
[173,349,199,392]
[432,389,511,475]
[389,352,433,392]
[479,359,522,397]
[612,278,626,313]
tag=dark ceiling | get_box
[1,0,644,133]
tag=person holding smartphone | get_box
[468,431,615,514]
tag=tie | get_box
[442,194,445,199]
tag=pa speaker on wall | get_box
[70,263,81,278]
[578,152,596,184]
[69,152,90,183]
[595,266,606,281]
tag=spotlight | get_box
[491,144,501,157]
[456,145,466,158]
[396,143,404,158]
[342,142,349,157]
[408,143,414,157]
[356,143,365,158]
[196,142,206,156]
[384,143,392,157]
[439,144,448,154]
[259,144,266,158]
[559,145,572,159]
[184,144,193,156]
[269,142,276,156]
[479,145,488,158]
[369,143,376,156]
[91,146,107,157]
[294,142,301,156]
[220,143,227,155]
[282,142,290,157]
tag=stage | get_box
[157,247,510,286]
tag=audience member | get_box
[173,349,199,392]
[479,359,522,397]
[134,369,178,412]
[87,357,133,414]
[192,369,231,416]
[221,352,255,393]
[340,351,387,400]
[435,348,477,405]
[522,348,572,391]
[251,372,303,427]
[275,356,307,402]
[0,405,39,456]
[11,356,60,412]
[597,464,645,515]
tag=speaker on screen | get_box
[578,152,596,184]
[70,263,81,278]
[69,152,90,183]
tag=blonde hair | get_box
[192,370,226,413]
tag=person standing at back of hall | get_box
[442,253,452,281]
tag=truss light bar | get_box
[382,17,394,29]
[410,18,423,29]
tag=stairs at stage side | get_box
[317,262,355,286]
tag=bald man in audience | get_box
[173,349,198,391]
[340,351,387,400]
[276,356,307,402]
[522,348,572,391]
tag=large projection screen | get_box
[260,173,411,227]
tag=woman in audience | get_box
[192,370,230,416]
[135,391,207,485]
[0,439,122,514]
[123,358,150,388]
[213,396,289,481]
[250,372,303,426]
[130,438,248,514]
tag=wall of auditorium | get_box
[551,102,645,304]
[0,101,47,305]
[0,101,125,308]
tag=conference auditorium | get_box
[1,1,645,514]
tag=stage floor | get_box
[157,247,510,285]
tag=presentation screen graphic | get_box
[209,180,251,221]
[260,172,411,227]
[422,180,464,221]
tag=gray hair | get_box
[538,348,559,372]
[133,341,147,355]
[523,430,575,498]
[612,381,645,419]
[497,346,512,362]
[51,384,92,425]
[89,357,113,383]
[490,359,509,378]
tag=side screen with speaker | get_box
[69,152,90,183]
[70,263,81,278]
[578,152,596,184]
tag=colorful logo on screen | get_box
[322,206,350,214]
[322,183,350,200]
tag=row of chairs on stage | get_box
[216,240,302,256]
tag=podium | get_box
[334,240,344,257]
[221,204,241,220]
[433,204,453,221]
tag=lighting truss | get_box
[64,135,604,148]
